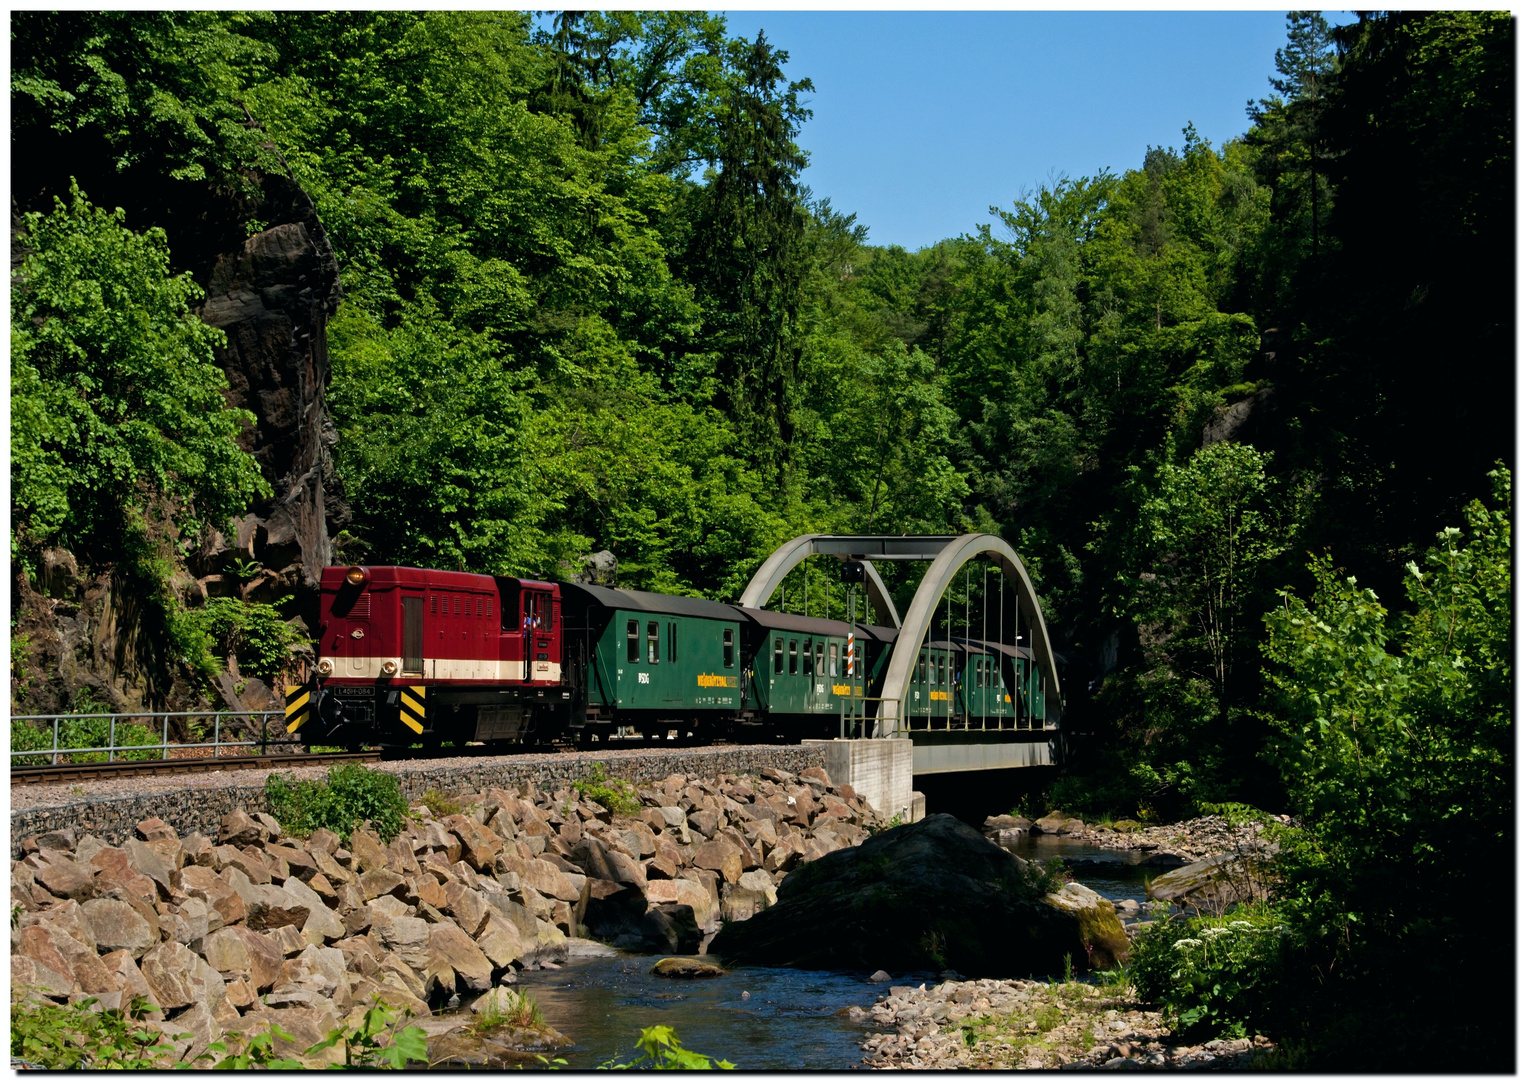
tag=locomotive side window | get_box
[773,639,784,674]
[723,629,735,668]
[627,620,639,663]
[829,643,838,677]
[789,639,798,675]
[647,621,659,663]
[402,597,424,675]
[802,638,813,676]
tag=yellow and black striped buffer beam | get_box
[399,685,426,734]
[285,684,313,733]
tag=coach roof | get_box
[558,582,740,621]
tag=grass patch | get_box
[471,990,545,1035]
[1034,1004,1063,1033]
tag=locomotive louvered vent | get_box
[351,593,371,619]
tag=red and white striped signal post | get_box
[846,632,855,676]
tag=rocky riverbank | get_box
[858,977,1276,1070]
[10,763,886,1066]
[984,811,1283,865]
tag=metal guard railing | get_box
[11,710,299,765]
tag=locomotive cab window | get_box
[802,639,813,676]
[647,622,659,664]
[723,629,735,668]
[627,620,639,663]
[773,638,784,674]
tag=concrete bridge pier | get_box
[805,738,925,823]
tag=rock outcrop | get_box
[708,814,1128,977]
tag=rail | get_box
[10,710,299,766]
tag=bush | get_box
[266,763,410,842]
[1130,906,1288,1040]
[176,597,306,683]
[572,763,642,817]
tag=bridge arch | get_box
[874,534,1061,734]
[737,533,902,628]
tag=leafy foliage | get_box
[1254,468,1511,1067]
[175,598,306,682]
[11,995,188,1070]
[1129,907,1288,1040]
[10,183,268,568]
[603,1024,736,1070]
[265,763,411,842]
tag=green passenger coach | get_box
[560,583,743,738]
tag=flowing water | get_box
[504,836,1153,1071]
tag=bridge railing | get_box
[10,710,295,766]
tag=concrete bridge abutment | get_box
[805,738,924,823]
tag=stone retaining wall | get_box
[10,745,826,857]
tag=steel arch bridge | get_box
[739,534,1061,773]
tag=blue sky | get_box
[717,11,1352,250]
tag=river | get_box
[507,835,1154,1070]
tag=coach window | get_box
[788,639,798,676]
[668,622,678,662]
[802,638,813,676]
[829,643,838,677]
[773,638,784,674]
[723,629,735,668]
[815,641,825,676]
[647,621,660,664]
[916,654,926,684]
[627,620,639,663]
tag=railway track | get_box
[10,734,767,786]
[10,751,382,785]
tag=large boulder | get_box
[708,814,1104,977]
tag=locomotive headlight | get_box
[345,566,367,586]
[316,658,334,676]
[381,660,398,676]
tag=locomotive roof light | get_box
[345,566,368,586]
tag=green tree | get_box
[11,183,268,567]
[1261,467,1510,1068]
[682,31,814,475]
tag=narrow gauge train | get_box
[285,564,1050,748]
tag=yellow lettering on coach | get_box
[697,673,738,688]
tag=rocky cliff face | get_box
[11,171,344,716]
[192,175,346,614]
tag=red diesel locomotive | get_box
[286,565,573,747]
